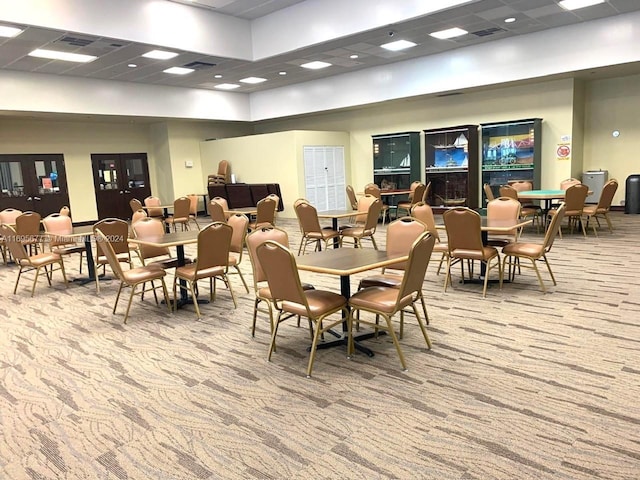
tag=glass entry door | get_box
[0,154,70,217]
[92,153,151,220]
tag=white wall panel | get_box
[250,11,640,120]
[0,70,251,121]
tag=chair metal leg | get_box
[123,284,138,324]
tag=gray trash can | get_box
[625,174,640,214]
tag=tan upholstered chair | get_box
[94,228,171,323]
[129,198,143,215]
[15,211,42,255]
[499,184,540,231]
[173,222,236,318]
[93,218,132,293]
[502,203,566,292]
[486,197,521,247]
[208,200,227,223]
[560,178,581,190]
[0,208,23,264]
[187,194,201,230]
[131,209,148,225]
[249,196,277,230]
[583,179,618,236]
[443,207,502,298]
[256,240,348,377]
[246,226,316,337]
[346,185,359,211]
[144,196,164,219]
[295,200,340,254]
[165,197,191,232]
[548,183,588,237]
[410,202,448,274]
[421,181,432,204]
[364,183,390,225]
[340,196,382,249]
[210,196,230,220]
[483,183,495,203]
[132,217,188,269]
[347,232,435,370]
[42,213,85,274]
[357,216,430,326]
[396,182,426,218]
[1,223,68,296]
[212,160,231,184]
[227,213,250,294]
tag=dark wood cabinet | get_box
[424,125,479,210]
[372,132,421,191]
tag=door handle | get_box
[124,190,131,194]
[34,196,41,201]
[119,191,124,194]
[26,196,33,201]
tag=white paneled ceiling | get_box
[0,0,639,94]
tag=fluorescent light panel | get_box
[380,40,417,51]
[0,25,23,38]
[559,0,605,10]
[142,49,178,60]
[214,83,240,90]
[164,66,194,75]
[28,49,97,63]
[239,76,267,84]
[301,61,331,70]
[430,27,468,39]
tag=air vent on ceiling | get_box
[436,92,462,97]
[183,61,217,70]
[471,27,506,37]
[56,36,95,47]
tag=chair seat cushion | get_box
[450,246,498,261]
[20,252,61,267]
[121,266,166,284]
[359,273,403,289]
[175,263,225,281]
[502,242,544,258]
[282,290,345,316]
[340,227,364,236]
[433,242,448,253]
[349,286,413,314]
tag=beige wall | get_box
[255,78,579,204]
[0,118,252,222]
[584,73,640,207]
[0,118,152,222]
[200,130,350,218]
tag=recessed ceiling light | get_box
[163,66,194,75]
[128,63,137,68]
[28,49,97,63]
[504,17,516,23]
[214,83,240,90]
[559,0,605,10]
[214,74,223,78]
[142,49,178,60]
[429,27,468,40]
[0,25,23,38]
[239,76,267,84]
[349,54,359,59]
[279,71,287,75]
[301,61,332,70]
[380,40,417,51]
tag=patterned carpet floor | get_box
[1,212,639,479]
